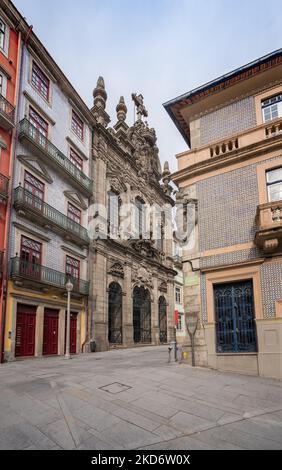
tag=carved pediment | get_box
[132,265,153,289]
[108,261,124,278]
[64,191,87,210]
[17,155,53,183]
[128,238,161,262]
[107,171,127,194]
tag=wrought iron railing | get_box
[0,173,9,198]
[18,118,93,194]
[10,257,89,295]
[0,93,15,123]
[14,186,89,244]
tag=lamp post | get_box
[65,279,73,360]
[185,311,198,367]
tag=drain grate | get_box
[99,382,132,394]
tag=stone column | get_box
[35,305,44,357]
[122,262,134,347]
[151,274,159,345]
[93,248,108,351]
[167,278,175,343]
[58,308,66,355]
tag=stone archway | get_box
[133,286,151,343]
[108,282,122,344]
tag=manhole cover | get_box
[99,382,132,394]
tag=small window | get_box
[0,74,3,95]
[69,148,83,171]
[108,190,120,237]
[29,107,48,138]
[67,202,81,224]
[71,111,84,140]
[175,287,181,303]
[266,167,282,202]
[262,94,282,123]
[135,197,145,238]
[176,313,183,331]
[0,19,5,50]
[31,62,50,101]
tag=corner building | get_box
[2,1,93,361]
[165,49,282,379]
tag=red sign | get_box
[174,309,179,326]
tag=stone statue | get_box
[132,93,148,122]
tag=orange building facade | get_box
[0,8,20,361]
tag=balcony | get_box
[18,119,93,197]
[10,257,89,296]
[0,173,9,203]
[254,201,282,253]
[0,94,15,130]
[14,186,89,247]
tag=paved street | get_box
[0,346,281,450]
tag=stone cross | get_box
[132,93,148,121]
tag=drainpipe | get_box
[1,24,32,363]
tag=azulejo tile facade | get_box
[165,48,282,379]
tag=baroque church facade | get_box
[90,78,176,351]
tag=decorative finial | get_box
[93,76,107,110]
[162,161,172,195]
[116,96,127,122]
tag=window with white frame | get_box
[262,94,282,123]
[0,19,5,50]
[0,72,7,97]
[175,287,181,303]
[266,167,282,202]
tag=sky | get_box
[13,0,282,172]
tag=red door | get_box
[15,305,36,357]
[65,312,77,354]
[43,309,59,355]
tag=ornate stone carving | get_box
[263,238,279,252]
[158,280,167,293]
[128,239,161,261]
[132,265,153,288]
[108,261,124,278]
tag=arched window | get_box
[158,296,167,343]
[133,286,151,343]
[135,197,145,238]
[108,282,122,343]
[108,190,120,238]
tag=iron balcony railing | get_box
[10,257,89,295]
[14,186,89,245]
[0,173,9,199]
[18,118,93,195]
[0,93,15,124]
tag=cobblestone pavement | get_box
[0,346,281,450]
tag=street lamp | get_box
[65,279,73,360]
[185,311,198,367]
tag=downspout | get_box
[1,24,32,363]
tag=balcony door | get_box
[20,236,42,280]
[66,255,80,291]
[24,171,44,210]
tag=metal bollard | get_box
[168,346,172,363]
[170,341,178,362]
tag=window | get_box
[0,74,2,95]
[20,236,42,279]
[135,197,145,238]
[31,62,50,101]
[262,94,282,123]
[108,191,120,238]
[24,171,44,201]
[29,107,48,138]
[66,256,80,279]
[71,111,84,140]
[266,167,282,202]
[175,287,181,303]
[69,148,83,171]
[67,202,81,224]
[0,19,5,50]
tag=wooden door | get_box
[43,309,59,355]
[15,305,36,357]
[65,312,77,354]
